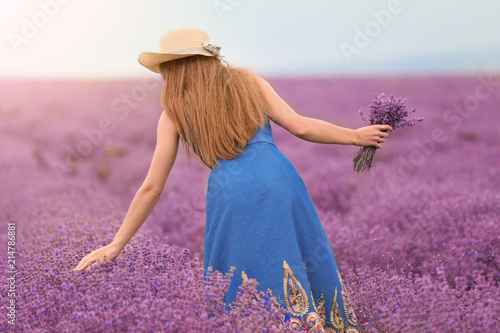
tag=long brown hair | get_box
[159,55,271,169]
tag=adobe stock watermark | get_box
[50,74,162,181]
[287,235,334,275]
[339,0,415,64]
[7,0,72,53]
[384,70,500,191]
[213,0,244,21]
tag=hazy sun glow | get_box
[1,0,499,78]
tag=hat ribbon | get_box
[202,42,222,57]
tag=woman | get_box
[74,27,392,332]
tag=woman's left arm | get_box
[74,111,179,272]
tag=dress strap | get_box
[247,121,275,146]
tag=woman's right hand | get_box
[354,124,393,148]
[73,242,124,272]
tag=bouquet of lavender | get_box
[353,93,423,174]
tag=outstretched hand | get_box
[354,124,393,148]
[73,242,124,272]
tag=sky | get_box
[1,0,499,79]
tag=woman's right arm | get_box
[253,73,393,148]
[74,112,179,272]
[111,111,179,248]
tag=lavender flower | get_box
[353,93,423,173]
[359,93,423,129]
[0,78,497,332]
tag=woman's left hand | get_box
[73,242,124,272]
[354,124,393,148]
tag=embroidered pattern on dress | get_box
[283,260,324,332]
[283,260,310,316]
[331,287,345,331]
[220,262,360,333]
[241,270,249,284]
[337,271,358,327]
[281,260,360,333]
[316,292,327,327]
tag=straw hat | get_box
[138,27,222,73]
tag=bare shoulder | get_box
[244,70,304,137]
[241,69,272,94]
[239,68,276,96]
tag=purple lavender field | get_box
[1,75,499,332]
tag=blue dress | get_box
[204,117,360,332]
